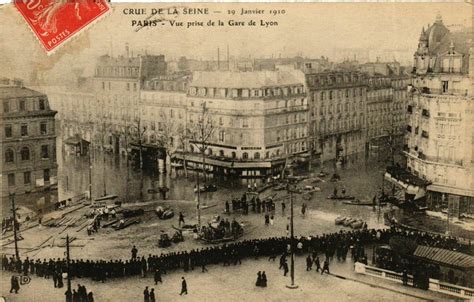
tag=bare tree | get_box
[156,109,178,174]
[176,124,190,178]
[190,103,216,183]
[131,116,147,201]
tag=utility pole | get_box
[65,234,72,302]
[10,193,20,260]
[88,146,93,201]
[286,184,298,289]
[196,165,201,227]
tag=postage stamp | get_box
[14,0,110,54]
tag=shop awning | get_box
[384,167,430,199]
[427,184,474,198]
[414,245,474,270]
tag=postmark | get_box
[14,0,110,54]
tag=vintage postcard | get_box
[1,2,473,301]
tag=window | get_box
[218,130,225,143]
[3,101,9,113]
[40,122,47,135]
[242,152,249,160]
[21,124,28,136]
[5,148,14,163]
[242,118,249,128]
[231,151,236,159]
[43,169,50,182]
[127,83,130,91]
[21,147,30,161]
[19,99,26,111]
[254,152,260,160]
[41,145,49,159]
[133,83,137,91]
[23,171,31,185]
[39,99,45,110]
[102,82,105,90]
[219,150,224,157]
[8,173,15,186]
[442,81,449,93]
[5,125,12,138]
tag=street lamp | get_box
[286,183,298,289]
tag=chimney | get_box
[125,43,130,58]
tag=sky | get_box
[0,2,471,84]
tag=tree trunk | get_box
[202,150,207,183]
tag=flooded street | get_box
[56,146,473,240]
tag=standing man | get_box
[154,269,162,285]
[314,256,321,273]
[150,288,156,302]
[143,286,150,302]
[306,255,313,271]
[131,245,138,260]
[321,258,330,275]
[178,212,185,227]
[180,277,188,295]
[283,260,289,276]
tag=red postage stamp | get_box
[14,0,110,54]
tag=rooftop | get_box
[190,70,304,89]
[0,86,45,100]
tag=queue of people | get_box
[1,227,469,297]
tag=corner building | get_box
[1,79,58,212]
[395,15,473,216]
[175,70,309,178]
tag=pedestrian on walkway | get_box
[402,269,408,286]
[10,275,19,293]
[87,291,95,302]
[131,245,138,260]
[154,269,162,285]
[314,256,321,272]
[65,289,72,302]
[256,271,262,287]
[270,215,274,226]
[301,203,307,217]
[283,261,289,276]
[264,213,269,226]
[261,271,267,287]
[150,288,156,302]
[281,202,286,214]
[144,286,150,302]
[306,255,313,271]
[178,212,185,227]
[201,261,208,273]
[180,277,188,295]
[321,258,330,275]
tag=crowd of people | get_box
[199,218,243,242]
[226,193,276,215]
[2,227,469,290]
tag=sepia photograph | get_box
[0,1,473,301]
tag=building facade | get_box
[305,71,368,164]
[93,52,167,154]
[170,70,310,177]
[1,78,58,211]
[396,15,473,216]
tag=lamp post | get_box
[286,184,298,289]
[10,193,20,260]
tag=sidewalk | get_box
[1,255,454,302]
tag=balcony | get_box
[421,131,429,139]
[421,109,430,118]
